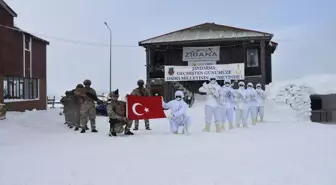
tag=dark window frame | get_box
[246,48,259,68]
[3,76,39,100]
[24,37,31,51]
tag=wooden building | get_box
[139,23,278,101]
[0,0,50,111]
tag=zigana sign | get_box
[182,46,220,61]
[164,64,245,82]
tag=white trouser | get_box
[235,107,248,125]
[244,106,257,123]
[219,106,234,123]
[204,105,221,125]
[257,106,264,119]
[169,116,190,133]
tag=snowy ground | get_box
[1,98,336,185]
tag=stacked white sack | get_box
[268,84,313,122]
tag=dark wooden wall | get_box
[0,4,14,27]
[146,40,274,100]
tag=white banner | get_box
[183,46,220,61]
[188,61,216,66]
[165,63,245,81]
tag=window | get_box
[3,77,39,101]
[246,48,259,67]
[25,38,30,51]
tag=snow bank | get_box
[266,74,336,122]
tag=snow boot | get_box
[85,126,89,130]
[80,129,86,133]
[74,127,79,131]
[109,130,117,137]
[221,123,225,131]
[133,127,138,131]
[91,129,98,132]
[202,123,210,132]
[215,124,221,133]
[68,125,74,129]
[146,127,151,130]
[252,118,257,125]
[124,131,134,135]
[229,122,234,129]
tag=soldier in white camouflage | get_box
[131,79,151,130]
[106,89,134,136]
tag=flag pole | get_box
[126,95,128,119]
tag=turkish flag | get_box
[127,95,166,120]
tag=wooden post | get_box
[260,40,266,87]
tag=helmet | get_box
[247,82,253,87]
[224,79,231,86]
[83,79,91,86]
[137,79,144,86]
[256,83,262,88]
[238,81,245,87]
[76,84,84,88]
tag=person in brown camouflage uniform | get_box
[60,90,81,129]
[0,103,6,120]
[73,84,83,131]
[106,89,134,136]
[131,79,151,130]
[74,79,98,133]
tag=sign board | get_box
[188,61,216,66]
[183,46,220,61]
[165,63,244,82]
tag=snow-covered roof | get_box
[139,22,273,46]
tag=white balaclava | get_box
[209,75,217,84]
[247,82,253,89]
[175,90,184,101]
[238,81,245,89]
[256,83,262,89]
[224,79,231,87]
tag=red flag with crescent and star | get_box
[126,95,166,120]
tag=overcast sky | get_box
[5,0,336,97]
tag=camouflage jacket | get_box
[74,87,97,103]
[131,87,151,96]
[60,94,80,112]
[106,99,127,121]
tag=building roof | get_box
[15,27,50,45]
[0,0,17,17]
[139,22,274,46]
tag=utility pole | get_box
[104,22,112,93]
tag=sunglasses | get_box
[225,82,230,84]
[210,78,216,81]
[175,96,182,99]
[239,84,244,87]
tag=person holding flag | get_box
[130,79,152,130]
[162,90,190,135]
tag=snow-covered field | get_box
[1,92,336,185]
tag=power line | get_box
[0,24,295,48]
